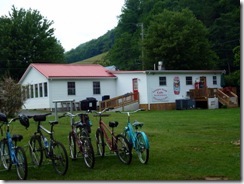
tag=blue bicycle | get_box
[0,113,29,180]
[117,109,149,164]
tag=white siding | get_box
[21,68,49,109]
[115,73,148,103]
[49,78,117,109]
[146,73,222,104]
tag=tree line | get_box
[0,1,240,88]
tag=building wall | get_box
[146,73,222,105]
[21,68,50,109]
[114,73,148,103]
[21,68,117,110]
[49,78,117,109]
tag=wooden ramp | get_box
[99,92,139,111]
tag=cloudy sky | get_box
[0,0,125,52]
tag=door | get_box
[199,76,207,88]
[132,78,139,100]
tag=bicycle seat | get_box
[133,121,143,128]
[109,121,118,128]
[73,122,83,128]
[49,121,58,126]
[12,134,23,142]
[33,115,46,122]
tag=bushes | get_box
[0,77,26,117]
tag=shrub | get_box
[0,77,26,117]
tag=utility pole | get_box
[137,23,144,70]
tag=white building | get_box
[19,63,225,110]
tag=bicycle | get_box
[28,113,68,175]
[117,109,149,164]
[0,113,29,180]
[59,111,95,168]
[94,108,132,165]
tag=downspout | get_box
[146,72,151,110]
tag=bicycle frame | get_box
[5,124,18,165]
[34,122,54,157]
[99,120,116,151]
[125,121,150,150]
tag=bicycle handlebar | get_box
[59,112,78,118]
[115,109,145,116]
[93,107,113,117]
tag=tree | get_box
[143,9,218,70]
[224,46,240,87]
[0,6,65,80]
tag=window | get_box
[39,83,43,97]
[186,76,192,85]
[30,85,34,98]
[67,82,76,95]
[35,84,38,98]
[159,77,166,86]
[93,81,100,94]
[44,82,48,97]
[213,76,217,85]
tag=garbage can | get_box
[102,95,110,101]
[86,97,97,110]
[80,99,89,110]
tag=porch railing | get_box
[216,88,238,107]
[99,92,139,111]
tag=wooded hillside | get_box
[65,0,239,86]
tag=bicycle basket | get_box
[19,114,29,129]
[0,113,7,122]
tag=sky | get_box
[0,0,125,52]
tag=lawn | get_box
[0,108,240,180]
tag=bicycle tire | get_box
[82,137,95,168]
[124,129,133,150]
[69,133,77,160]
[115,134,132,165]
[51,141,68,175]
[0,139,12,170]
[95,128,105,157]
[29,135,43,166]
[15,146,28,180]
[136,132,149,164]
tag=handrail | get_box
[216,89,238,107]
[99,92,139,111]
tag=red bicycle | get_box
[94,108,132,165]
[59,112,95,168]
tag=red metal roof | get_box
[34,63,116,78]
[19,63,116,82]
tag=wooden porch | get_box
[189,87,238,108]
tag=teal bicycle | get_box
[117,109,149,164]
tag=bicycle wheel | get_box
[0,139,12,170]
[51,141,68,175]
[69,133,77,160]
[115,134,132,165]
[29,135,43,166]
[80,129,95,168]
[15,146,28,180]
[136,132,149,164]
[95,128,105,157]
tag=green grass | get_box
[0,108,240,180]
[75,52,108,64]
